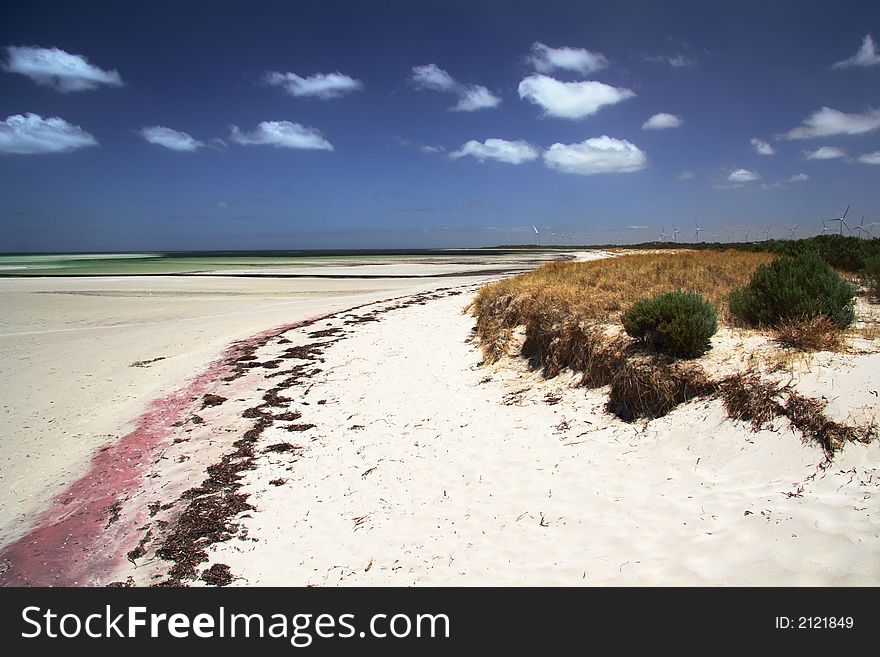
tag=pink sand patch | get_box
[0,320,314,587]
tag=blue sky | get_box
[1,0,879,251]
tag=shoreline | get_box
[0,285,477,586]
[2,251,878,586]
[1,257,551,550]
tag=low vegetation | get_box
[738,234,876,273]
[863,254,880,301]
[622,291,717,358]
[728,252,856,328]
[469,249,772,420]
[470,249,774,368]
[771,316,843,352]
[469,248,877,444]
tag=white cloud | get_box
[727,168,761,183]
[804,146,846,160]
[647,54,696,68]
[750,137,775,155]
[832,34,880,69]
[518,74,635,119]
[543,136,647,175]
[3,46,122,92]
[858,150,880,165]
[264,71,363,99]
[410,64,500,111]
[138,126,204,152]
[410,63,458,92]
[675,170,695,180]
[527,42,609,74]
[782,106,880,139]
[453,85,502,111]
[0,113,98,154]
[642,113,682,130]
[420,145,445,154]
[450,138,540,164]
[785,173,810,183]
[229,121,333,150]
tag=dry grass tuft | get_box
[718,372,784,430]
[783,393,875,456]
[606,358,715,420]
[520,313,629,380]
[772,316,843,352]
[717,369,876,458]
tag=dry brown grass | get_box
[772,316,843,352]
[470,249,775,366]
[718,372,784,430]
[718,369,876,457]
[607,358,714,420]
[468,249,877,445]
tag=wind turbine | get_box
[764,225,772,241]
[658,226,669,242]
[825,204,851,236]
[821,219,830,235]
[672,226,681,243]
[788,225,798,240]
[694,219,703,242]
[743,229,750,243]
[854,216,871,239]
[533,225,539,246]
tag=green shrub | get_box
[622,291,718,357]
[734,235,876,272]
[864,254,880,301]
[729,252,855,328]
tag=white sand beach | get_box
[0,255,548,550]
[1,251,878,587]
[195,291,880,586]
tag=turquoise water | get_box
[0,249,542,276]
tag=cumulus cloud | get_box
[804,146,847,160]
[646,54,696,68]
[786,173,810,182]
[782,106,880,139]
[449,138,540,164]
[264,71,363,99]
[138,126,204,152]
[229,121,333,150]
[3,46,122,92]
[451,85,500,112]
[642,113,682,130]
[543,136,647,175]
[410,63,457,92]
[858,151,880,165]
[527,42,609,74]
[410,64,500,111]
[0,113,98,154]
[751,137,775,155]
[832,34,880,69]
[727,168,761,183]
[518,74,635,119]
